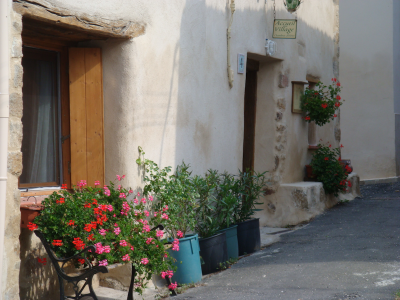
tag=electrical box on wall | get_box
[265,39,277,56]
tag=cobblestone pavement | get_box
[174,183,400,300]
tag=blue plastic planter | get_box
[217,225,238,259]
[168,234,202,285]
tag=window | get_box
[20,43,105,189]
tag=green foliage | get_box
[310,143,351,197]
[34,180,175,295]
[192,170,220,239]
[236,170,268,223]
[300,79,343,126]
[137,147,198,239]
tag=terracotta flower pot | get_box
[20,203,44,228]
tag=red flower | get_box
[92,199,98,206]
[329,144,332,148]
[345,165,352,173]
[324,157,329,161]
[67,220,75,226]
[73,238,85,250]
[27,222,38,231]
[335,102,340,107]
[347,180,352,187]
[337,82,341,87]
[84,203,92,208]
[334,114,337,117]
[52,240,63,246]
[340,144,344,148]
[333,78,337,82]
[336,95,341,100]
[56,198,65,204]
[304,116,311,121]
[321,103,328,109]
[61,184,67,190]
[88,234,95,241]
[314,92,318,95]
[84,224,92,232]
[78,258,85,264]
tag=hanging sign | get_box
[273,19,297,39]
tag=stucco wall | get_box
[8,0,340,297]
[340,0,396,180]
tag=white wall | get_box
[340,0,396,180]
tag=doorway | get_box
[242,58,259,172]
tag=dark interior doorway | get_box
[242,58,259,172]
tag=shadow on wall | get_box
[19,229,59,300]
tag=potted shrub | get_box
[31,177,177,296]
[215,172,241,260]
[193,170,228,275]
[300,78,344,126]
[310,143,352,196]
[235,170,267,256]
[137,148,202,284]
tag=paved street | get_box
[175,183,400,300]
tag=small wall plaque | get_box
[273,19,297,39]
[291,81,307,114]
[237,54,245,74]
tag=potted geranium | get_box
[309,143,352,196]
[300,78,344,126]
[31,177,177,296]
[137,147,202,284]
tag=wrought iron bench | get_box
[34,230,108,300]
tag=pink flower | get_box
[149,195,154,201]
[162,213,169,220]
[141,258,149,265]
[164,253,168,258]
[163,205,168,211]
[177,231,184,238]
[122,254,130,261]
[99,259,108,266]
[103,245,111,253]
[172,239,179,251]
[94,181,100,186]
[161,270,174,279]
[95,243,104,254]
[144,210,149,217]
[130,246,135,251]
[77,180,87,188]
[119,193,126,199]
[99,229,107,236]
[120,240,128,247]
[141,198,146,204]
[114,227,121,235]
[118,185,122,191]
[156,230,164,238]
[142,225,150,232]
[154,212,158,217]
[134,198,139,205]
[116,175,125,181]
[137,192,140,197]
[146,237,154,245]
[107,205,113,212]
[128,189,133,194]
[168,282,178,290]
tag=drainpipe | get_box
[0,0,10,297]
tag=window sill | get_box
[20,189,61,205]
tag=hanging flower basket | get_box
[20,203,44,228]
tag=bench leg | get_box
[58,275,66,300]
[127,264,136,300]
[88,276,98,300]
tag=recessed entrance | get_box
[242,58,259,172]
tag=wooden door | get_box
[242,59,259,172]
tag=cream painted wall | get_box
[70,0,339,190]
[340,0,396,180]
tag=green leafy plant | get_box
[300,79,344,126]
[192,170,220,238]
[236,170,268,223]
[137,147,198,239]
[310,142,352,197]
[215,172,241,229]
[32,178,176,294]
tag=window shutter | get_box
[69,48,104,187]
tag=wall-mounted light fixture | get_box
[284,0,302,13]
[265,39,277,56]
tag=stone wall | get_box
[3,6,23,300]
